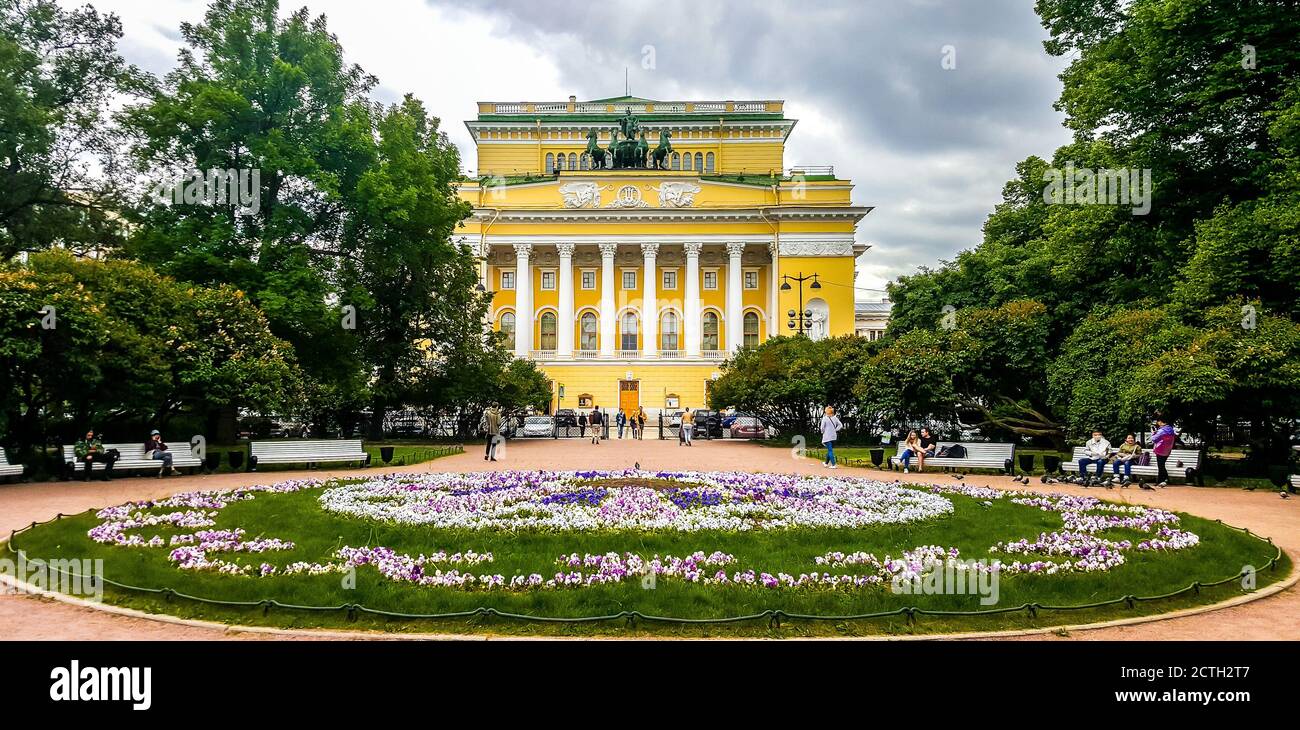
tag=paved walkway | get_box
[2,437,1296,640]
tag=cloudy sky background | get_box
[69,0,1074,295]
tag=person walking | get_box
[820,406,843,468]
[590,407,603,445]
[616,409,627,439]
[1151,415,1176,487]
[74,429,116,482]
[680,408,695,446]
[636,406,647,440]
[482,406,501,461]
[143,429,175,477]
[578,411,588,439]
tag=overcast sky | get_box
[72,0,1073,295]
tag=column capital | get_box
[598,242,618,258]
[513,243,533,258]
[683,241,703,257]
[555,242,576,258]
[726,241,746,257]
[640,242,660,258]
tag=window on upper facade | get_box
[500,312,516,347]
[580,312,598,350]
[568,153,577,169]
[539,312,557,350]
[662,270,677,290]
[622,270,637,290]
[705,152,715,173]
[743,312,760,349]
[671,152,681,170]
[545,153,554,173]
[744,270,759,290]
[683,152,693,171]
[702,311,719,351]
[580,154,590,170]
[500,270,515,290]
[581,270,596,289]
[555,154,565,171]
[541,271,556,290]
[661,312,679,351]
[620,312,638,351]
[695,153,703,171]
[703,270,718,290]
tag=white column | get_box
[641,242,659,358]
[683,242,702,358]
[514,243,533,357]
[556,242,575,358]
[768,240,779,343]
[725,241,745,351]
[599,243,617,357]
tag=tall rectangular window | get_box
[500,271,515,290]
[703,271,718,290]
[622,270,637,290]
[581,270,596,289]
[662,270,677,290]
[744,270,759,290]
[541,271,556,290]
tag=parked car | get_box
[721,411,757,429]
[729,415,768,439]
[555,409,578,427]
[521,415,554,438]
[667,411,685,427]
[693,409,723,438]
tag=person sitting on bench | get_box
[1077,430,1112,478]
[75,429,116,482]
[144,429,174,477]
[1111,433,1141,482]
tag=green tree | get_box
[0,0,146,258]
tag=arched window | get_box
[705,152,715,173]
[694,152,703,171]
[539,312,557,350]
[660,311,679,351]
[580,154,589,170]
[683,152,693,171]
[620,312,639,351]
[743,311,760,349]
[568,153,577,169]
[702,311,719,351]
[555,154,565,171]
[579,312,598,350]
[545,153,554,173]
[671,152,681,170]
[500,312,516,348]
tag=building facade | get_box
[855,299,892,340]
[454,96,871,414]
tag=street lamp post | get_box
[780,272,822,335]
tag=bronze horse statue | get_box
[652,130,673,169]
[585,128,606,170]
[635,131,650,168]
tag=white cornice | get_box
[467,206,870,223]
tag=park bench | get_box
[888,441,1015,474]
[1061,447,1202,483]
[248,439,370,470]
[61,442,202,478]
[0,451,24,481]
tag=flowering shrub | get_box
[82,471,1205,591]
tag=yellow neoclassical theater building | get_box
[453,95,871,415]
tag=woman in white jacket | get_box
[819,406,843,469]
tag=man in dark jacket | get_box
[74,430,116,482]
[144,429,174,477]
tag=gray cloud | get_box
[429,0,1072,291]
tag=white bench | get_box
[249,439,370,470]
[0,451,24,481]
[62,442,202,477]
[888,441,1014,473]
[1061,447,1202,483]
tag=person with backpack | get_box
[1151,415,1176,486]
[820,406,843,469]
[590,407,603,445]
[578,411,588,439]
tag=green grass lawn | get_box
[6,475,1285,638]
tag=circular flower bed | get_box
[75,470,1208,591]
